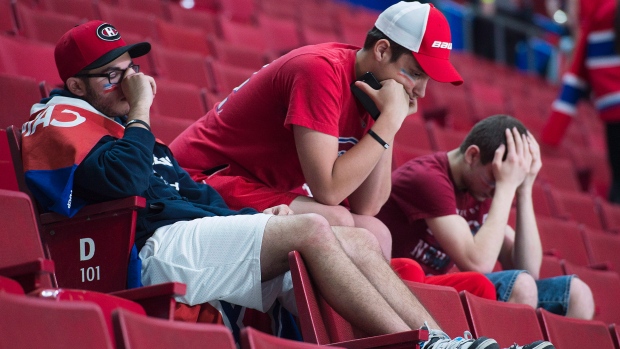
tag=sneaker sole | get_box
[470,339,500,349]
[523,343,555,349]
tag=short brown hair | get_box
[459,115,528,164]
[363,27,412,62]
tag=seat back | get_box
[536,216,590,266]
[113,308,236,349]
[562,261,620,325]
[0,188,54,292]
[240,326,340,349]
[0,35,63,87]
[0,275,25,295]
[460,291,546,348]
[287,250,362,345]
[0,292,113,349]
[7,125,143,293]
[405,281,470,338]
[537,308,616,349]
[0,73,45,130]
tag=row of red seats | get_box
[0,282,320,349]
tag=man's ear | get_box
[373,39,392,63]
[464,145,481,166]
[65,77,87,97]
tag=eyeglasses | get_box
[75,63,140,85]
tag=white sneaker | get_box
[420,322,500,349]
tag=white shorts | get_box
[138,213,295,313]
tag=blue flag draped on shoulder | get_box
[22,96,125,217]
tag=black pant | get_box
[606,122,620,203]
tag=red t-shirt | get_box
[377,152,491,275]
[169,43,374,193]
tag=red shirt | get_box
[169,43,374,193]
[377,152,491,275]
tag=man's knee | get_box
[566,277,595,320]
[321,205,356,226]
[294,213,339,248]
[507,273,538,309]
[333,226,382,259]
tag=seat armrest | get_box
[0,258,55,293]
[111,282,187,320]
[330,329,428,348]
[40,196,146,225]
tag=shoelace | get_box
[421,321,476,349]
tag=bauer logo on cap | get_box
[96,23,121,42]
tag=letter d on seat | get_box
[80,238,95,261]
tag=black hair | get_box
[459,115,528,164]
[363,26,412,62]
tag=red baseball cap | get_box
[375,1,463,85]
[55,20,151,83]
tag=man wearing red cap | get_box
[20,19,517,349]
[168,1,463,260]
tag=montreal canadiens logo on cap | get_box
[96,23,121,42]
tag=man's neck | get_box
[447,149,466,191]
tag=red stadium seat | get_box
[550,189,605,230]
[0,275,25,295]
[156,20,212,56]
[0,0,18,35]
[539,255,565,279]
[113,308,237,349]
[209,37,267,71]
[536,216,591,266]
[563,261,620,325]
[257,14,302,55]
[241,326,338,349]
[288,250,428,347]
[98,2,158,40]
[117,0,169,19]
[153,46,212,88]
[15,3,86,45]
[460,291,546,348]
[168,4,221,38]
[0,35,63,87]
[430,124,468,152]
[394,116,434,152]
[0,292,114,349]
[537,308,616,349]
[582,228,620,273]
[38,0,100,21]
[150,114,195,145]
[220,19,268,52]
[219,0,256,24]
[151,79,208,120]
[206,58,256,94]
[405,281,471,338]
[0,73,45,130]
[540,158,583,193]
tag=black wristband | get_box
[125,119,151,132]
[368,129,389,149]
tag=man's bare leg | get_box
[260,213,419,336]
[332,226,439,330]
[289,196,392,259]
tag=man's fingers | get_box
[505,128,516,156]
[512,127,524,157]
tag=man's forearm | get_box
[513,187,543,278]
[348,147,393,215]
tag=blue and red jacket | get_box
[542,0,620,145]
[22,90,256,250]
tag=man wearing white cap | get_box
[169,2,462,261]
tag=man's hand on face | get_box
[121,70,157,118]
[492,127,533,192]
[519,131,542,192]
[353,78,410,128]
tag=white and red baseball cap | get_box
[55,20,151,83]
[375,1,463,85]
